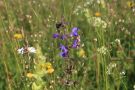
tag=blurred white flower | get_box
[120,71,125,76]
[133,85,135,90]
[111,63,117,68]
[17,47,36,54]
[97,0,106,8]
[106,63,117,75]
[109,63,117,68]
[90,17,107,30]
[94,38,97,42]
[125,30,131,35]
[28,47,36,53]
[84,0,93,7]
[115,39,121,45]
[17,47,24,54]
[97,46,108,55]
[132,8,135,12]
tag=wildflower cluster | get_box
[73,0,92,15]
[115,39,121,45]
[73,0,106,15]
[39,62,54,74]
[90,17,107,29]
[106,63,117,75]
[106,62,126,79]
[53,21,81,58]
[26,44,54,90]
[97,46,108,55]
[84,9,107,32]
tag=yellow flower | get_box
[26,73,33,78]
[95,12,101,17]
[14,34,23,39]
[78,48,86,58]
[40,62,52,69]
[45,62,52,69]
[38,62,54,74]
[127,1,134,8]
[47,68,54,74]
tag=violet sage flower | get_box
[72,39,79,48]
[53,33,59,38]
[70,27,79,37]
[60,44,68,57]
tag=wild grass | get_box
[0,0,135,90]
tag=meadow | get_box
[0,0,135,90]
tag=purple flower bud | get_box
[53,33,59,38]
[70,27,79,37]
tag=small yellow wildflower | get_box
[14,33,23,39]
[78,48,86,58]
[26,73,33,78]
[40,62,52,69]
[95,12,101,17]
[39,62,54,74]
[127,1,134,8]
[47,68,54,74]
[45,62,52,69]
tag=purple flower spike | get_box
[72,39,79,48]
[60,44,68,52]
[53,33,59,38]
[70,27,79,37]
[60,44,68,57]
